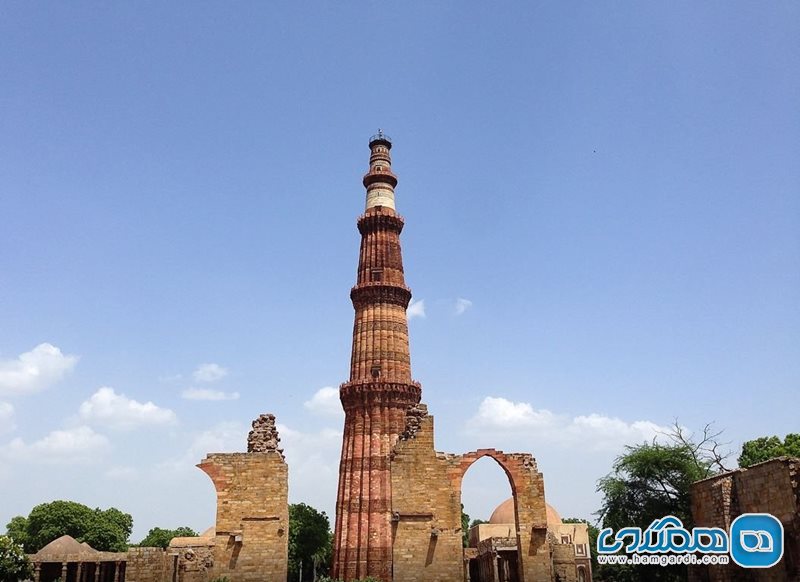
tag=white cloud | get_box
[569,414,666,450]
[454,297,473,315]
[474,396,558,429]
[192,363,228,383]
[0,343,78,397]
[470,396,669,452]
[0,402,14,434]
[303,387,343,417]
[181,388,240,401]
[1,426,110,464]
[407,298,425,319]
[79,387,177,430]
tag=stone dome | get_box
[488,497,562,529]
[33,535,98,560]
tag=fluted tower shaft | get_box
[332,133,421,581]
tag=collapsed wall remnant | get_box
[389,404,590,582]
[246,413,283,456]
[689,456,800,581]
[196,413,289,582]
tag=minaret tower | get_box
[332,132,422,581]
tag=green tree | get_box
[738,433,800,468]
[595,422,729,582]
[4,517,28,550]
[138,527,199,549]
[97,508,133,542]
[288,503,331,582]
[0,535,33,582]
[13,500,133,553]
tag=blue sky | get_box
[1,2,798,541]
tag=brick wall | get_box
[551,543,578,582]
[390,409,554,582]
[198,450,289,582]
[125,548,169,582]
[391,413,463,582]
[690,457,800,582]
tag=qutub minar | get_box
[332,131,423,580]
[326,132,593,581]
[23,133,597,582]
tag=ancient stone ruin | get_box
[689,457,800,581]
[246,413,283,457]
[26,134,798,582]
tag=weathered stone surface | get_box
[246,413,283,457]
[125,547,169,582]
[197,414,289,582]
[390,412,557,582]
[399,404,428,442]
[689,457,800,581]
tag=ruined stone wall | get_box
[391,413,463,582]
[198,449,288,582]
[390,407,552,582]
[689,457,800,582]
[551,543,577,582]
[125,548,170,582]
[171,545,214,582]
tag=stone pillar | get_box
[94,563,100,582]
[33,563,41,582]
[77,562,83,582]
[113,561,121,582]
[61,562,68,582]
[492,554,500,582]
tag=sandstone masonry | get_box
[689,456,800,581]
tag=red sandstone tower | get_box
[332,132,422,581]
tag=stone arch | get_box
[451,449,550,582]
[455,449,519,494]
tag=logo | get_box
[596,513,785,569]
[597,516,729,556]
[730,513,784,568]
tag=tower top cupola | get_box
[363,129,398,209]
[368,129,392,149]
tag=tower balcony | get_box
[350,282,412,309]
[369,131,392,148]
[357,210,405,234]
[362,168,398,188]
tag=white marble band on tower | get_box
[363,130,398,211]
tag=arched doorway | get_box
[456,451,523,582]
